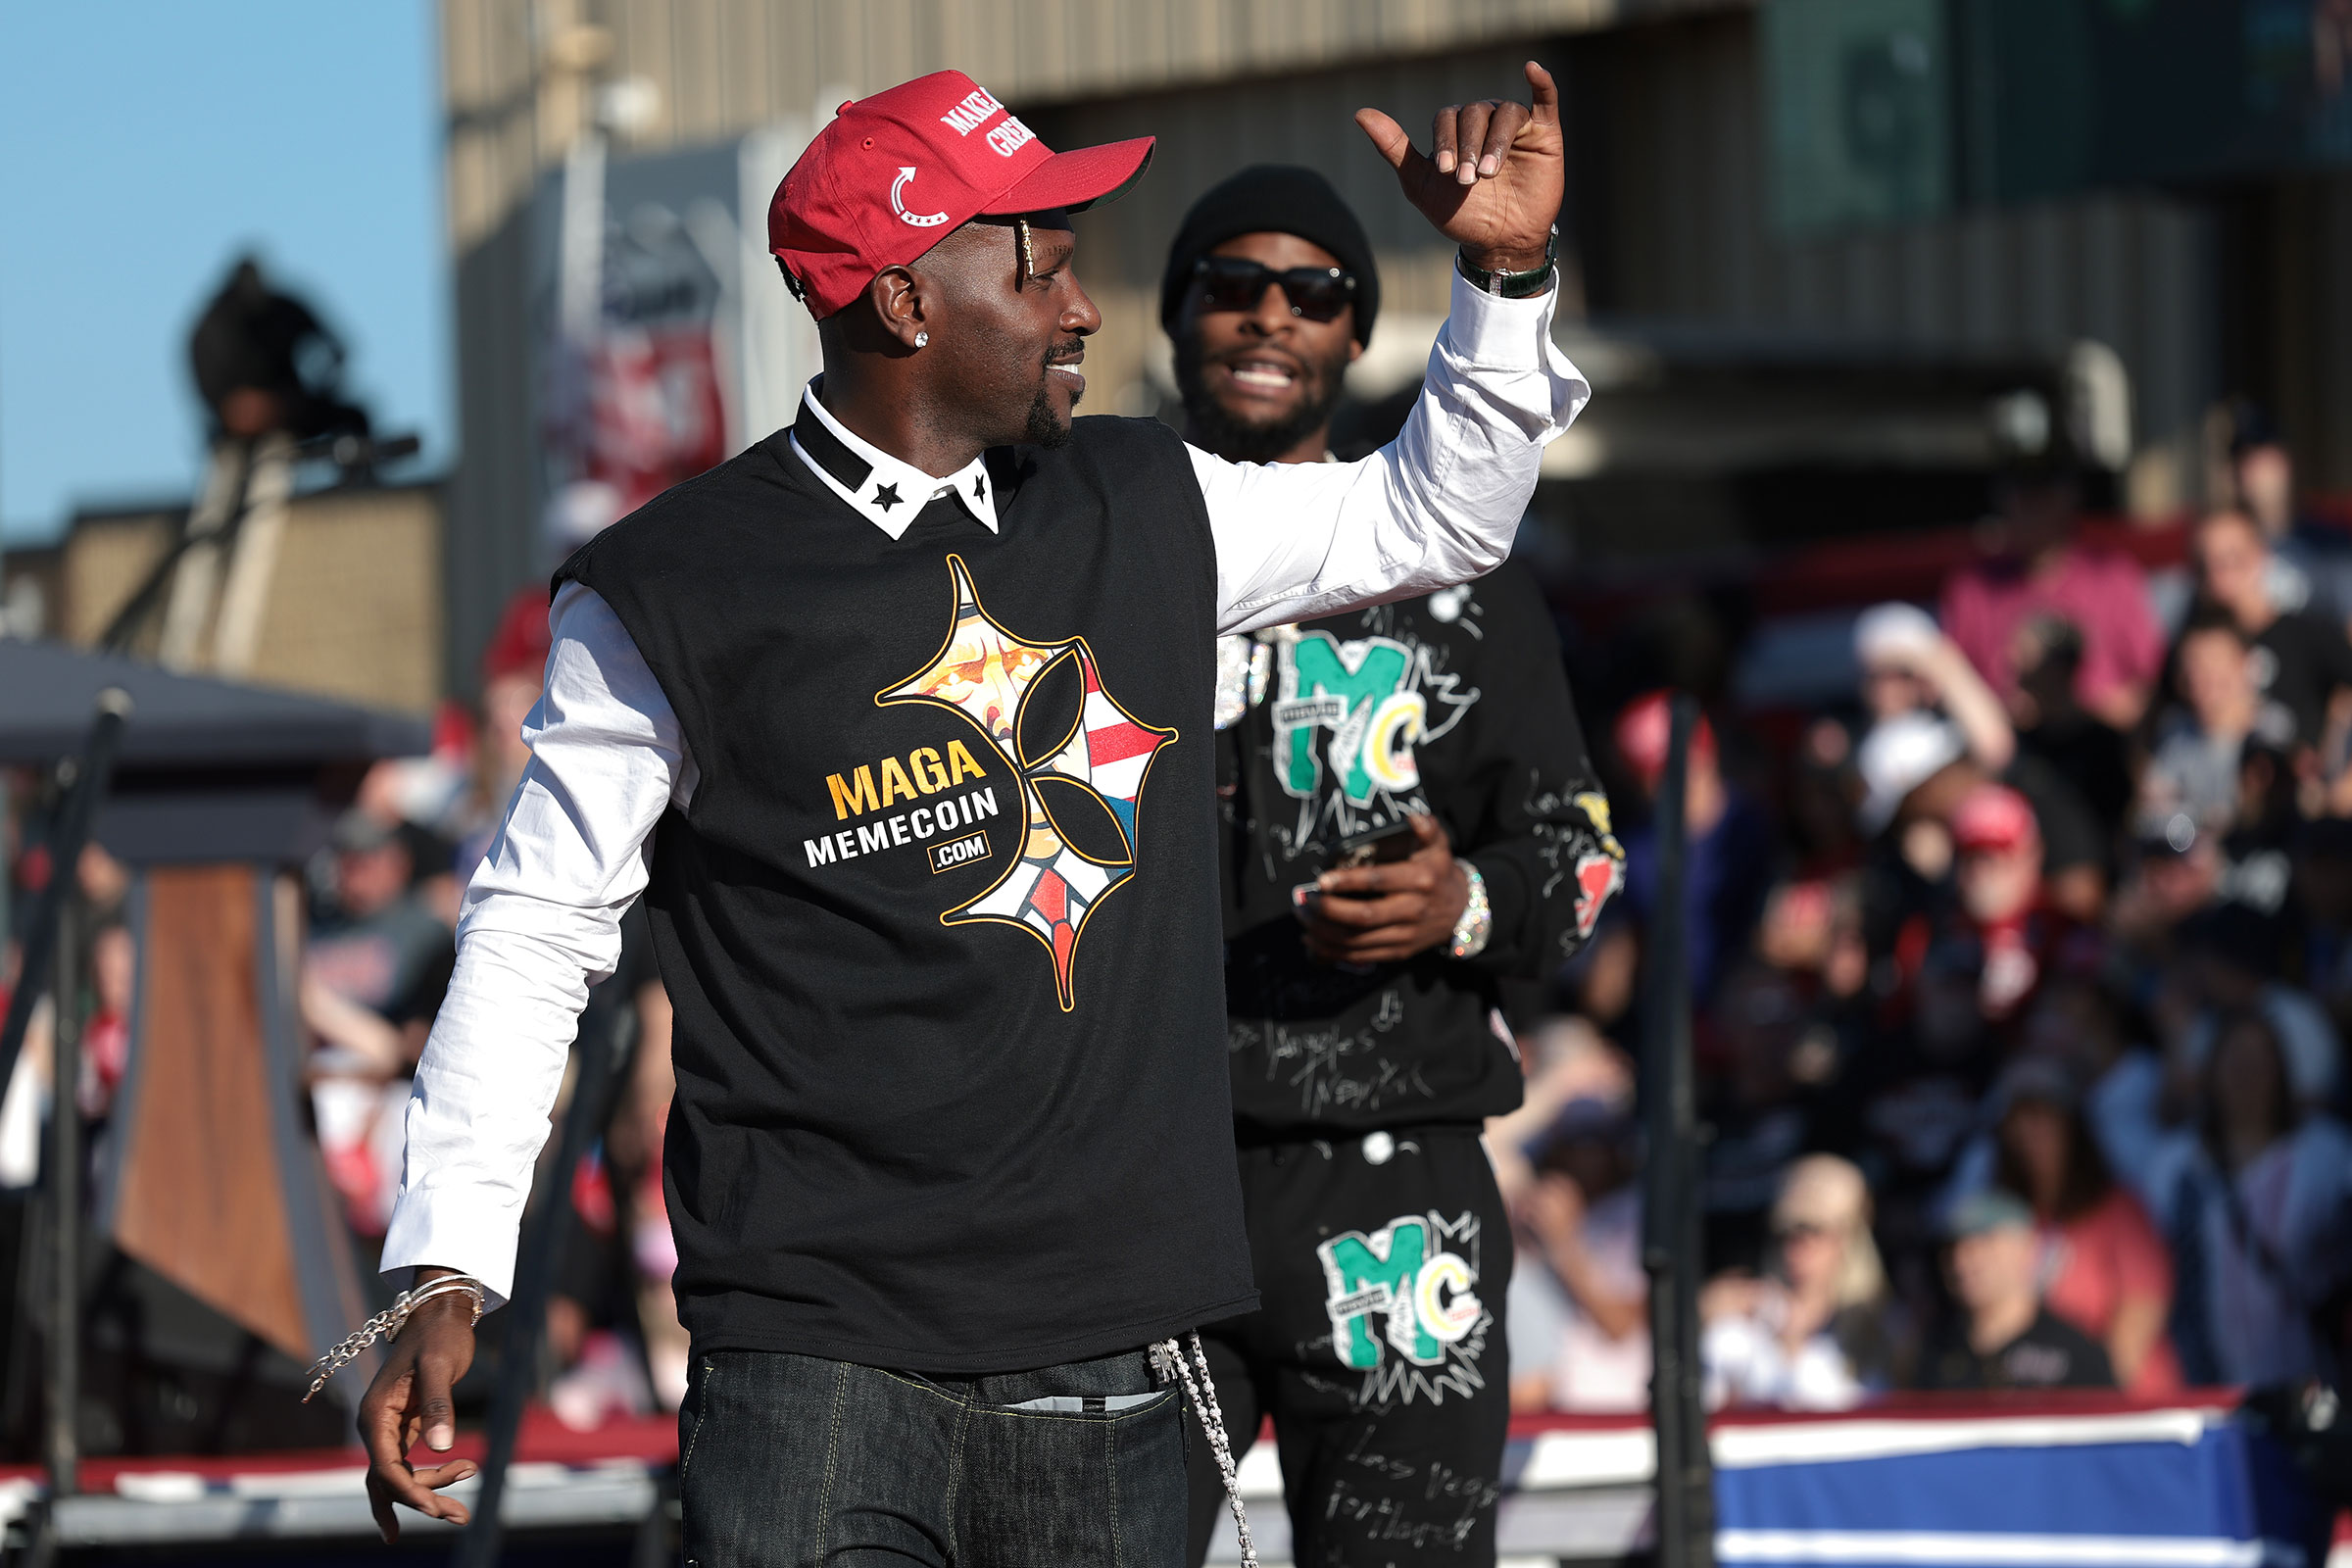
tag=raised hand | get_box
[1354,61,1564,276]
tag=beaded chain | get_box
[301,1275,488,1404]
[1152,1333,1257,1568]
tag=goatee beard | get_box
[1025,384,1074,449]
[1174,336,1346,465]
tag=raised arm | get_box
[359,581,691,1541]
[1202,62,1590,634]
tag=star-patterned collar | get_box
[787,381,998,540]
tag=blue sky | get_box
[0,2,447,542]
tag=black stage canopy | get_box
[0,639,431,862]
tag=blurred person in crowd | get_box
[1916,1189,2116,1392]
[1947,784,2065,1024]
[2140,1008,2352,1387]
[2015,980,2168,1191]
[2138,612,2296,841]
[189,255,370,444]
[1701,956,1849,1272]
[2296,818,2352,1038]
[1985,1059,2180,1395]
[304,809,456,1236]
[1507,1096,1650,1412]
[1875,785,2073,1076]
[75,918,136,1121]
[2231,402,2352,631]
[452,587,555,892]
[1488,1015,1633,1208]
[1702,1154,1899,1409]
[1164,164,1623,1568]
[354,760,464,930]
[1756,874,1869,1004]
[1852,710,1977,957]
[360,64,1588,1553]
[1855,602,2124,916]
[2188,508,2352,756]
[2164,906,2341,1117]
[1853,602,2014,773]
[1854,789,2076,1239]
[1579,693,1770,1024]
[543,906,684,1427]
[2009,614,2133,838]
[1939,466,2164,732]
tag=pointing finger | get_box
[1525,60,1561,126]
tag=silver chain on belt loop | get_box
[1152,1333,1256,1568]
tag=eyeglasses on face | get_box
[1191,256,1357,323]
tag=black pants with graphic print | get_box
[1185,1127,1512,1567]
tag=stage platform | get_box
[1,1396,2342,1567]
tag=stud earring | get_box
[914,330,929,348]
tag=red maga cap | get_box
[768,71,1153,318]
[1952,783,2039,855]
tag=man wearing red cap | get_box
[353,65,1588,1565]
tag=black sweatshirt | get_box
[1213,563,1621,1137]
[560,411,1256,1373]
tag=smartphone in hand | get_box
[1293,817,1421,921]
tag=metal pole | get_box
[1642,693,1713,1568]
[0,689,133,1141]
[43,895,81,1500]
[453,1006,635,1568]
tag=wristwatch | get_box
[1449,859,1493,960]
[1455,225,1557,300]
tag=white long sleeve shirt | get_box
[384,270,1589,1303]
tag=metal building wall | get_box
[1576,11,2223,508]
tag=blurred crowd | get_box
[1494,410,2352,1412]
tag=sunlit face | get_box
[1862,663,1932,721]
[1173,230,1361,463]
[1778,1221,1843,1295]
[2236,445,2293,530]
[90,925,136,1015]
[336,843,411,918]
[911,215,1100,448]
[1947,1223,2036,1312]
[2194,514,2271,624]
[2178,627,2253,732]
[1957,841,2039,923]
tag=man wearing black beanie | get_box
[1165,166,1624,1566]
[1161,166,1381,464]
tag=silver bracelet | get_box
[302,1275,488,1403]
[1449,859,1492,959]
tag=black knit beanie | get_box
[1159,165,1380,347]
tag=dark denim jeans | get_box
[678,1345,1187,1567]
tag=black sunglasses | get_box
[1192,256,1357,323]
